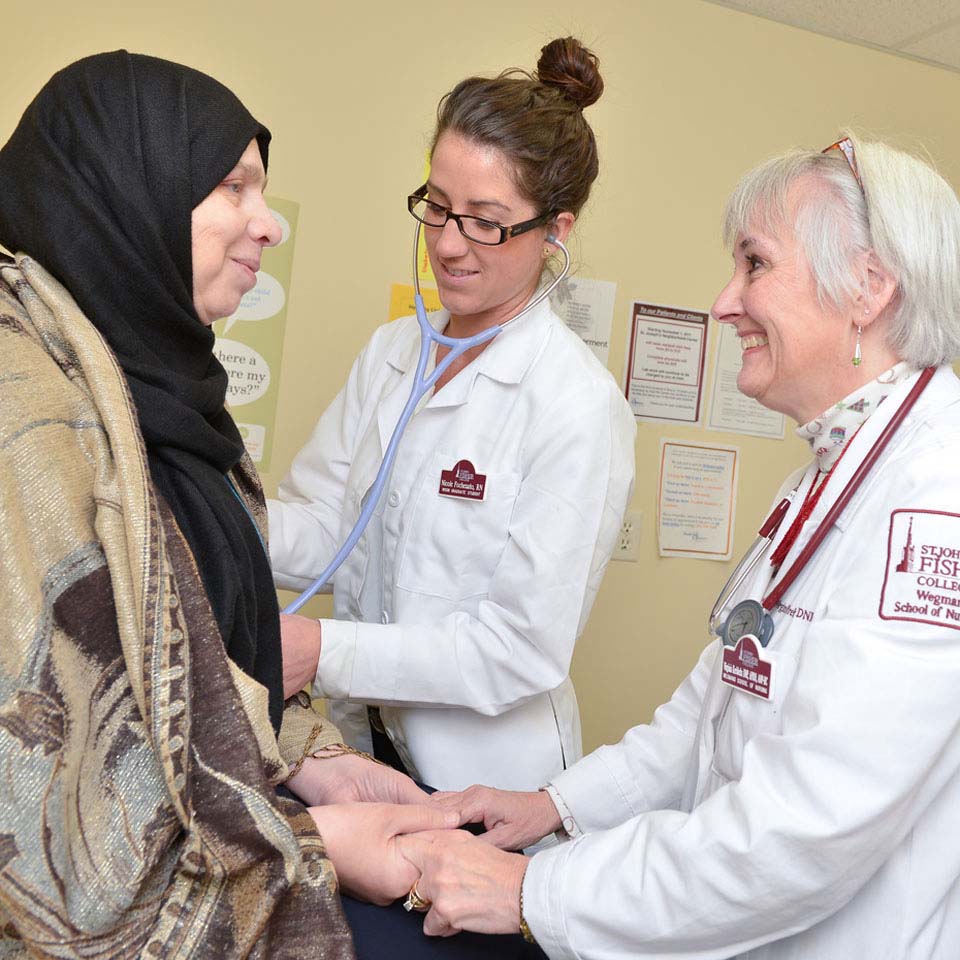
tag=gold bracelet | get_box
[519,879,536,945]
[284,737,387,785]
[310,743,386,766]
[284,722,326,782]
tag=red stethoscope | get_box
[709,367,935,647]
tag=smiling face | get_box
[190,138,281,325]
[423,132,572,331]
[711,179,870,423]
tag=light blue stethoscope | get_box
[283,220,571,614]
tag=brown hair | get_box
[431,37,603,220]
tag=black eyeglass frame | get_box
[406,184,556,246]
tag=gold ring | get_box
[403,880,431,913]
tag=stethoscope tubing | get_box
[709,366,935,634]
[762,365,935,611]
[708,524,785,636]
[283,221,570,614]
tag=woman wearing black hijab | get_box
[0,51,453,957]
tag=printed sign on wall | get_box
[657,439,739,561]
[625,301,708,424]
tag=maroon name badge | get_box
[721,635,775,701]
[438,459,487,501]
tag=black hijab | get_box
[0,51,284,731]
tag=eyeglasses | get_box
[822,137,863,192]
[407,184,555,246]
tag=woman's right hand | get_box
[287,751,428,806]
[429,785,562,850]
[308,803,459,905]
[280,612,322,697]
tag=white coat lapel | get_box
[426,298,555,410]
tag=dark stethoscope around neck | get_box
[708,366,935,649]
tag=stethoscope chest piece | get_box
[722,599,775,649]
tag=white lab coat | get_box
[525,365,960,959]
[268,299,635,790]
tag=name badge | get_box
[438,459,487,501]
[721,635,775,700]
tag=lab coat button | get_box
[388,490,401,507]
[381,611,390,624]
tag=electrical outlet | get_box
[613,510,642,562]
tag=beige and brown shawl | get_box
[0,256,353,958]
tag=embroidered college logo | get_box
[881,510,960,630]
[895,516,916,573]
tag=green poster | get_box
[213,196,298,472]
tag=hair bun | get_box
[536,37,603,109]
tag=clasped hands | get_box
[290,746,561,939]
[398,785,563,937]
[281,612,561,934]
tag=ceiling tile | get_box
[900,19,960,68]
[705,0,960,53]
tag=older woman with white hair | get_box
[395,134,960,959]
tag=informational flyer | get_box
[213,196,297,471]
[550,277,616,367]
[389,283,443,322]
[624,301,709,423]
[657,439,739,561]
[707,322,785,439]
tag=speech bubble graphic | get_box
[222,271,286,332]
[214,338,271,406]
[269,208,291,245]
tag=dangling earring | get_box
[543,247,551,258]
[852,325,863,367]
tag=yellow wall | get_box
[5,0,960,753]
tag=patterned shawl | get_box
[0,50,285,732]
[0,257,352,957]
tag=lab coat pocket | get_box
[395,452,521,601]
[712,649,797,782]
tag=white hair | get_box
[722,134,960,366]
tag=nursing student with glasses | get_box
[270,37,635,799]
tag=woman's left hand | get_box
[308,803,459,906]
[287,750,428,806]
[397,830,529,937]
[280,612,322,697]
